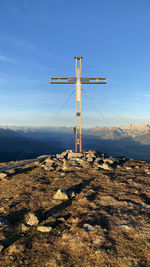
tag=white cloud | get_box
[0,54,17,64]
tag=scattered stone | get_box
[44,166,55,171]
[120,224,131,230]
[83,223,97,232]
[93,238,102,245]
[25,212,39,226]
[0,243,4,252]
[7,243,24,254]
[0,173,7,179]
[103,157,117,164]
[67,152,83,160]
[87,157,94,163]
[57,217,65,222]
[126,166,133,170]
[20,223,30,232]
[53,189,68,200]
[37,226,52,232]
[145,168,150,175]
[99,162,113,171]
[141,203,150,209]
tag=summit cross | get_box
[50,57,107,153]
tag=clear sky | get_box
[0,0,150,127]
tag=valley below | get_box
[1,122,150,162]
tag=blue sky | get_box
[0,0,150,127]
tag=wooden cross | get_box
[50,57,107,152]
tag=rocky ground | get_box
[0,150,150,267]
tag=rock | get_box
[0,218,10,229]
[20,223,30,232]
[93,238,102,245]
[44,158,55,166]
[60,151,69,158]
[141,203,150,209]
[83,223,97,232]
[8,243,24,254]
[44,166,55,171]
[6,169,16,175]
[99,162,113,171]
[0,243,4,252]
[126,166,132,170]
[56,154,65,160]
[120,224,131,230]
[145,168,150,175]
[53,189,68,200]
[103,157,118,164]
[37,226,52,232]
[67,152,83,160]
[86,157,95,163]
[25,212,39,226]
[57,217,65,222]
[0,173,7,179]
[77,159,90,168]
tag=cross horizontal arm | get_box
[81,77,107,84]
[50,77,107,84]
[50,77,76,84]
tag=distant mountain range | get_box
[0,122,150,162]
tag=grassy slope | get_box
[0,158,150,266]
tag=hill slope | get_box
[0,150,149,266]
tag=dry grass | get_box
[0,158,150,266]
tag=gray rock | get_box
[37,226,52,232]
[25,212,39,226]
[83,223,97,232]
[53,189,68,200]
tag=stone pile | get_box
[40,150,126,172]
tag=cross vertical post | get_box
[50,57,107,153]
[75,56,82,152]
